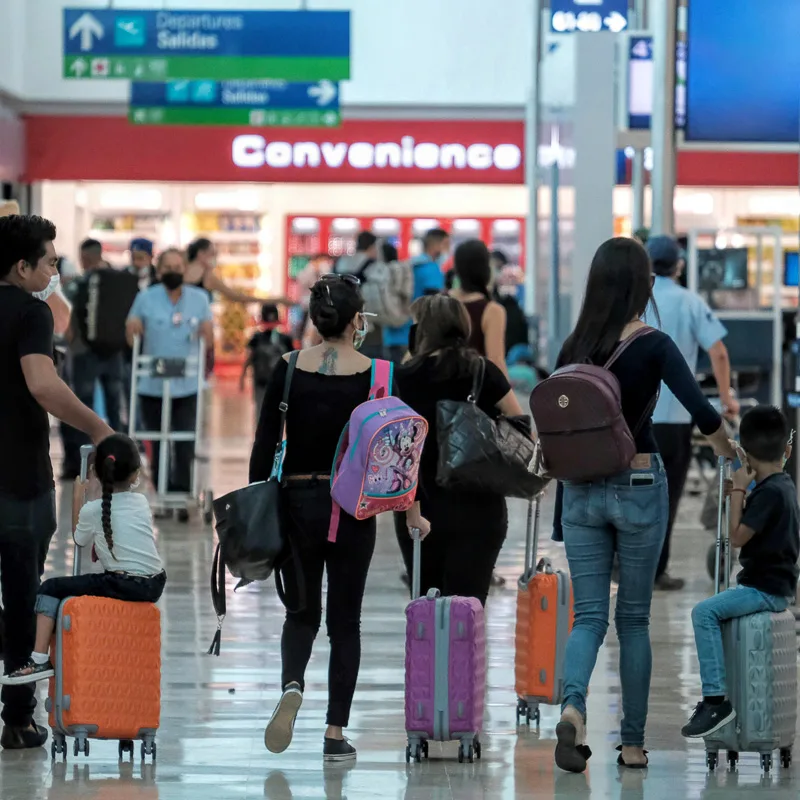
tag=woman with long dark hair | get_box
[448,240,509,376]
[250,275,429,762]
[551,238,735,773]
[393,294,524,606]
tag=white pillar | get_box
[650,0,677,235]
[572,32,616,326]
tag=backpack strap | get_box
[603,326,655,370]
[271,351,298,481]
[369,359,394,399]
[207,542,226,656]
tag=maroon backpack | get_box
[529,327,655,481]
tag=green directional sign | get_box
[129,106,341,127]
[63,8,351,81]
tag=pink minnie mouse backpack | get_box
[328,360,428,541]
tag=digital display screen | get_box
[698,248,749,291]
[785,252,799,287]
[626,36,686,131]
[686,0,800,142]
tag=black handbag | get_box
[208,352,298,656]
[436,358,547,499]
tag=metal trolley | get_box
[128,335,213,523]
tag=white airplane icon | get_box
[118,21,140,36]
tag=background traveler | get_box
[550,237,735,774]
[646,235,739,591]
[0,214,112,749]
[129,238,157,291]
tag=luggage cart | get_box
[128,336,213,523]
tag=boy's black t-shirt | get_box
[0,286,55,500]
[739,472,800,598]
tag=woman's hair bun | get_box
[309,277,364,340]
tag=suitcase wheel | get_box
[474,740,482,760]
[726,751,738,770]
[458,741,474,764]
[706,751,718,771]
[73,737,89,757]
[780,748,792,769]
[405,742,424,763]
[761,752,773,773]
[51,735,67,762]
[141,739,157,762]
[119,739,135,761]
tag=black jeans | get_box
[0,490,56,728]
[139,394,198,494]
[36,570,166,618]
[395,485,507,607]
[63,350,125,474]
[279,482,376,728]
[653,423,694,579]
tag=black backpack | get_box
[251,330,290,385]
[73,268,140,358]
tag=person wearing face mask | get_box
[126,248,213,504]
[0,214,112,750]
[249,275,396,764]
[382,227,450,364]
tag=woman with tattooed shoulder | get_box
[249,275,427,762]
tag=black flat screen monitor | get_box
[697,248,749,291]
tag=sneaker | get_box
[264,682,303,754]
[1,723,48,750]
[681,700,736,738]
[2,659,54,685]
[655,574,685,591]
[323,736,357,762]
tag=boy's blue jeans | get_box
[560,456,667,747]
[691,585,789,697]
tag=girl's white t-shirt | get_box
[74,492,163,576]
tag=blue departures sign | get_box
[63,8,350,81]
[550,0,629,34]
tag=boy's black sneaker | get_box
[323,737,356,762]
[681,700,736,738]
[1,723,48,750]
[2,659,54,685]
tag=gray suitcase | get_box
[703,457,797,773]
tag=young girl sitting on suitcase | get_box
[682,406,799,738]
[2,433,166,685]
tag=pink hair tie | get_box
[107,455,116,462]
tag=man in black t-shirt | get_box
[0,215,112,750]
[682,406,800,739]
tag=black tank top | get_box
[463,298,489,355]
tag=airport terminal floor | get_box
[2,385,798,800]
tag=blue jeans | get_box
[560,457,667,747]
[691,585,789,697]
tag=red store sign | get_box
[23,115,800,188]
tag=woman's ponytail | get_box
[100,454,118,560]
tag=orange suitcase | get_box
[46,445,161,762]
[514,494,573,726]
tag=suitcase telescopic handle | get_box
[524,493,543,578]
[714,455,732,595]
[72,444,95,577]
[411,527,422,600]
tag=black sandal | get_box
[555,722,593,773]
[616,745,649,768]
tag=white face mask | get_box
[32,274,60,301]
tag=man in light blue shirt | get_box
[646,236,738,590]
[126,248,213,503]
[383,228,450,363]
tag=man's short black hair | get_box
[0,215,57,279]
[490,249,509,267]
[80,238,102,254]
[356,231,377,253]
[187,237,213,262]
[423,228,449,251]
[261,303,279,324]
[740,405,790,462]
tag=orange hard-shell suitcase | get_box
[46,445,161,762]
[514,494,573,726]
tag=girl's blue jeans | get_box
[561,456,668,747]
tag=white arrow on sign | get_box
[604,11,628,33]
[69,12,104,52]
[308,80,337,107]
[70,58,88,77]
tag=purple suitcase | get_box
[404,530,485,763]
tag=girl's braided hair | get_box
[96,434,141,558]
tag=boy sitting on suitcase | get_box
[682,405,799,738]
[1,433,166,685]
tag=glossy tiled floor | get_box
[1,386,798,799]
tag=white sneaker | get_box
[264,683,303,754]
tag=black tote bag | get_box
[436,358,547,499]
[208,352,298,656]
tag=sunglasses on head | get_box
[319,273,360,286]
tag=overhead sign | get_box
[551,0,628,34]
[129,80,340,127]
[63,8,350,81]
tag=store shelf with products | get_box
[87,212,172,268]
